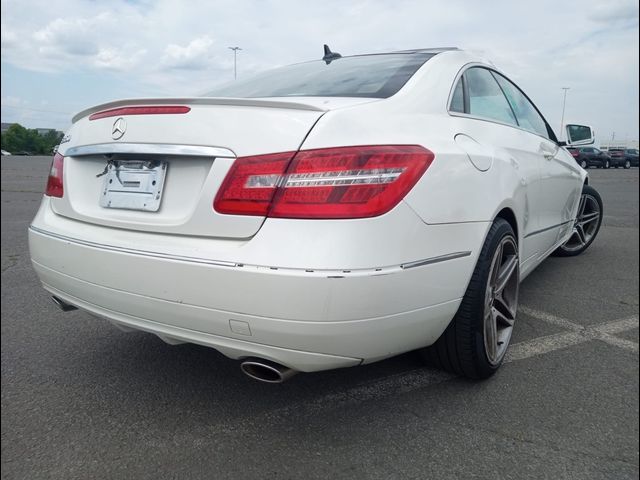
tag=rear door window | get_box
[449,78,465,113]
[464,68,518,126]
[492,72,550,139]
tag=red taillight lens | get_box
[214,145,434,219]
[45,153,64,198]
[571,151,579,157]
[214,151,296,216]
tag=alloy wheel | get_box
[483,236,519,365]
[561,193,601,252]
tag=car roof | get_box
[325,47,460,60]
[390,47,460,54]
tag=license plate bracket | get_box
[100,160,168,212]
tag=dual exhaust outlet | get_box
[51,296,297,383]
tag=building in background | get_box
[1,122,17,133]
[35,128,59,136]
[601,139,639,150]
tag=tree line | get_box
[1,124,64,155]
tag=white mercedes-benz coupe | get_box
[29,47,603,382]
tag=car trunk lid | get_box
[52,98,334,239]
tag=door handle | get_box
[539,142,558,161]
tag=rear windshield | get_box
[203,53,435,99]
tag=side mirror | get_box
[565,124,595,146]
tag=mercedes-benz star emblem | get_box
[111,118,127,140]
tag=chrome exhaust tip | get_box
[51,295,78,312]
[240,358,298,383]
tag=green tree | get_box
[1,124,64,155]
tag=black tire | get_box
[552,184,603,257]
[580,160,588,169]
[624,160,631,169]
[604,160,610,169]
[420,218,518,379]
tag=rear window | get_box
[203,53,435,99]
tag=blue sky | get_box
[1,0,638,145]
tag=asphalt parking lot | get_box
[1,156,638,479]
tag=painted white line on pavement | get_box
[263,312,638,418]
[505,331,587,363]
[519,306,583,331]
[593,316,639,335]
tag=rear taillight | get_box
[45,153,64,198]
[213,151,296,216]
[214,145,434,219]
[571,151,579,157]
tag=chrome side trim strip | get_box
[401,251,472,269]
[30,226,472,275]
[524,220,573,239]
[64,143,236,158]
[29,226,238,268]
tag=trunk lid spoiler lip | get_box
[72,97,327,123]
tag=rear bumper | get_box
[29,200,488,372]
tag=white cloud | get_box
[162,36,217,70]
[0,0,638,141]
[94,47,147,71]
[587,0,639,23]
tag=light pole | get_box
[560,87,570,141]
[228,46,242,80]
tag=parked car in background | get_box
[1,149,11,156]
[29,47,603,383]
[13,151,33,156]
[608,148,638,168]
[567,146,611,169]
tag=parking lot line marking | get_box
[519,306,583,331]
[518,307,638,353]
[595,335,639,353]
[505,331,587,363]
[266,314,638,418]
[593,316,639,335]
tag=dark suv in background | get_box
[567,147,612,169]
[607,148,638,168]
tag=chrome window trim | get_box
[446,63,557,144]
[63,143,236,158]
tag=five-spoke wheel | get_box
[554,184,603,257]
[484,236,519,365]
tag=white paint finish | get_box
[454,133,493,171]
[29,48,593,373]
[29,228,470,323]
[33,196,489,273]
[35,265,460,369]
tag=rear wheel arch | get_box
[495,207,518,245]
